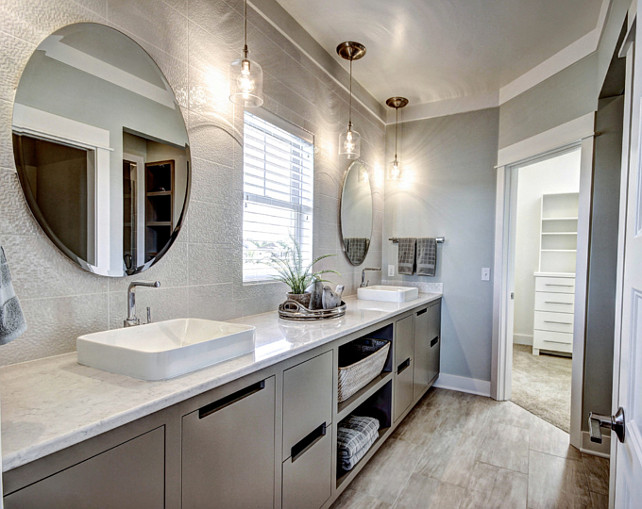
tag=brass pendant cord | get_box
[348,58,353,129]
[394,107,399,161]
[243,0,248,59]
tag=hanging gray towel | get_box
[397,238,416,275]
[416,237,437,276]
[344,237,369,265]
[0,246,27,344]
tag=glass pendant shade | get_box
[388,158,401,180]
[339,125,360,159]
[229,57,263,108]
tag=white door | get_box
[610,13,642,508]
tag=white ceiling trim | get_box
[388,91,499,124]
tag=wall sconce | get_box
[336,41,366,159]
[229,0,263,108]
[386,96,408,180]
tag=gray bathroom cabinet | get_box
[3,298,440,509]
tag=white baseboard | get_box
[434,373,491,397]
[513,334,533,346]
[580,431,611,458]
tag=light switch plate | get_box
[481,267,490,281]
[388,265,395,277]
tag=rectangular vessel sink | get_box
[357,285,419,303]
[77,318,255,381]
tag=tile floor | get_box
[331,388,609,509]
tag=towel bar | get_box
[389,237,445,244]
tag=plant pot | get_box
[287,292,311,308]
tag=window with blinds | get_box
[242,111,314,282]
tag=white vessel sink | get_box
[77,318,255,381]
[357,285,419,303]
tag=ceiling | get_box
[275,0,605,109]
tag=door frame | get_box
[491,112,595,451]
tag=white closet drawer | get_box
[534,311,574,333]
[535,292,575,313]
[533,330,573,353]
[535,277,575,294]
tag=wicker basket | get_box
[338,338,390,403]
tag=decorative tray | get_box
[278,300,347,321]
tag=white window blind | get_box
[242,111,314,282]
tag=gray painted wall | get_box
[383,108,499,382]
[0,0,385,366]
[498,54,598,150]
[582,95,622,430]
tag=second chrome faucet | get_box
[124,281,161,327]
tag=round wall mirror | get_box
[12,23,191,277]
[340,161,373,265]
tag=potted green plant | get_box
[269,241,338,308]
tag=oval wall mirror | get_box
[340,160,373,265]
[12,23,191,277]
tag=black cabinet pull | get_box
[199,380,265,419]
[397,357,411,374]
[430,336,439,347]
[417,308,427,316]
[291,422,326,462]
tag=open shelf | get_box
[336,427,390,489]
[337,372,393,421]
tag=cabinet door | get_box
[413,301,441,401]
[282,351,332,460]
[182,376,276,509]
[394,315,415,421]
[4,427,165,509]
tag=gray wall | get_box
[0,0,385,366]
[383,108,499,382]
[582,95,622,430]
[498,54,598,150]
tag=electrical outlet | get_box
[388,265,395,277]
[481,267,490,281]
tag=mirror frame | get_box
[339,159,373,266]
[12,22,191,277]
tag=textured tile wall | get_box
[0,0,385,366]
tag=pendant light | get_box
[386,96,409,180]
[337,41,366,159]
[229,0,263,108]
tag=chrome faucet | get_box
[124,281,161,327]
[360,267,381,288]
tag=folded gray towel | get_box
[416,237,437,276]
[344,237,369,265]
[337,415,380,471]
[397,238,416,275]
[0,246,27,345]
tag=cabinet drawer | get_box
[5,427,165,509]
[395,315,414,365]
[182,376,276,509]
[535,276,575,293]
[533,330,573,353]
[282,351,332,460]
[394,356,413,422]
[282,428,332,509]
[534,311,574,333]
[535,291,575,313]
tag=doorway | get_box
[510,147,582,432]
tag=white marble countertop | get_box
[0,293,441,472]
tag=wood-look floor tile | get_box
[393,474,465,509]
[527,450,591,509]
[477,423,530,473]
[489,467,528,509]
[415,430,465,480]
[486,400,533,430]
[330,488,391,509]
[440,434,481,488]
[589,490,609,509]
[580,453,610,495]
[528,416,581,460]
